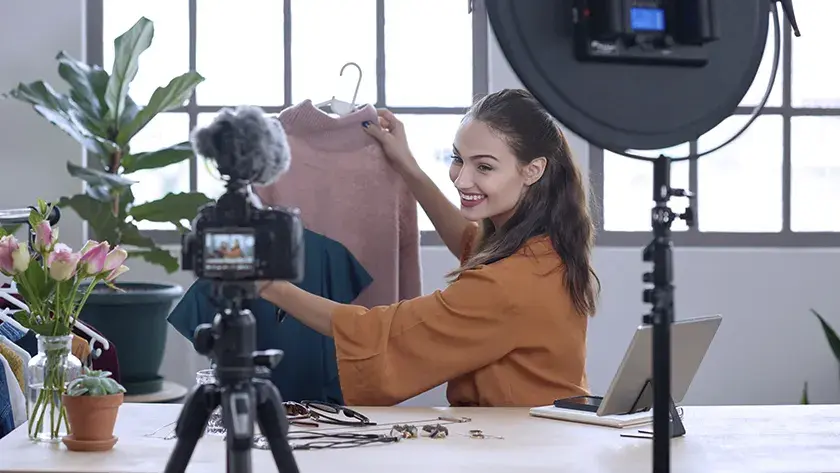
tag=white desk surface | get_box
[0,403,838,473]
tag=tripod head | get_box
[193,282,284,384]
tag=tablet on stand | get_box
[530,314,722,436]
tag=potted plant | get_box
[0,201,129,442]
[61,368,126,452]
[801,309,840,404]
[2,17,211,395]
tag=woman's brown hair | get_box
[447,89,600,317]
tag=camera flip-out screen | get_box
[203,229,257,275]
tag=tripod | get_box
[163,282,300,473]
[642,155,694,473]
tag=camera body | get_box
[182,182,304,283]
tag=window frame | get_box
[590,18,840,247]
[85,0,489,247]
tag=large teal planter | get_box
[77,282,183,395]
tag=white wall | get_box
[3,1,838,408]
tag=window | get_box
[593,7,840,246]
[90,0,487,242]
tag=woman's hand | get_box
[256,280,340,336]
[362,109,421,176]
[257,280,290,300]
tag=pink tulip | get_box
[105,264,129,282]
[103,246,128,272]
[12,243,29,274]
[48,243,81,281]
[0,235,30,275]
[33,221,57,252]
[79,240,109,275]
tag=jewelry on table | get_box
[142,410,474,449]
[462,429,504,440]
[251,431,400,450]
[422,424,449,439]
[389,424,420,439]
[143,421,177,440]
[292,415,472,436]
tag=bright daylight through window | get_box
[99,0,481,236]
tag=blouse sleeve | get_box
[330,264,518,406]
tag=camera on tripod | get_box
[164,106,303,473]
[181,182,305,283]
[180,105,305,284]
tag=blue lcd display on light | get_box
[630,7,665,32]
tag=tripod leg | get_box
[253,378,300,473]
[221,383,258,473]
[164,384,220,473]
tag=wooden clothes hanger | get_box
[315,62,364,116]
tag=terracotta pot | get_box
[62,393,124,441]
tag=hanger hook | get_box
[339,62,363,108]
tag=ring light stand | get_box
[484,1,801,472]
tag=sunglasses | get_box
[284,401,375,426]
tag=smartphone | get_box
[553,395,603,412]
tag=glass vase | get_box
[196,369,226,436]
[26,335,83,442]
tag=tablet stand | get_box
[620,378,686,440]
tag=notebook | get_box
[529,405,654,429]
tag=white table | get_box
[0,403,838,473]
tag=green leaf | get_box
[66,161,136,192]
[121,141,195,174]
[3,80,117,156]
[810,309,840,363]
[129,248,179,274]
[57,194,121,244]
[128,192,211,228]
[105,17,154,124]
[117,220,155,248]
[117,221,180,273]
[4,80,66,109]
[33,105,117,157]
[85,184,113,202]
[0,224,23,237]
[18,261,54,313]
[116,71,204,144]
[118,187,136,221]
[118,95,141,133]
[12,310,62,337]
[56,51,108,121]
[801,381,809,405]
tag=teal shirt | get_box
[167,229,372,404]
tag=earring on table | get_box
[389,424,419,439]
[422,424,449,439]
[464,429,504,440]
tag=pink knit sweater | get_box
[254,100,422,307]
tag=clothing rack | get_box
[0,281,110,354]
[0,308,25,332]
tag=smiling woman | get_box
[258,89,601,408]
[449,122,546,229]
